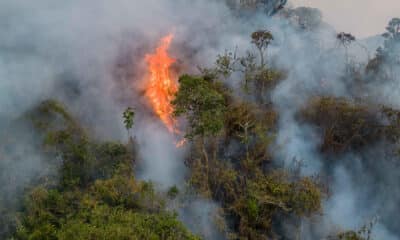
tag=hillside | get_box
[1,1,400,240]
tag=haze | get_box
[290,0,400,38]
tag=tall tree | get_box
[336,32,356,67]
[251,30,274,67]
[172,75,227,194]
[367,18,400,80]
[382,18,400,65]
[123,107,135,140]
[172,75,226,140]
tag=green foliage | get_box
[252,67,284,100]
[201,31,284,104]
[172,75,227,139]
[367,17,400,79]
[246,172,321,216]
[21,100,101,188]
[365,53,386,77]
[251,30,273,67]
[5,99,198,240]
[212,47,284,94]
[382,18,400,60]
[172,74,324,238]
[206,168,322,239]
[215,50,237,78]
[173,72,323,239]
[167,186,180,199]
[25,99,77,132]
[224,101,277,167]
[251,30,273,48]
[56,205,198,240]
[7,16,400,240]
[301,97,377,152]
[239,52,257,88]
[16,181,198,240]
[333,219,376,240]
[123,107,135,138]
[300,97,400,153]
[36,103,132,188]
[186,132,322,239]
[90,176,163,211]
[337,231,366,240]
[52,136,133,189]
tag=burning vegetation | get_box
[144,34,178,133]
[2,2,400,240]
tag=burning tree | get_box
[144,34,178,133]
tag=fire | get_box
[145,34,177,132]
[175,138,187,148]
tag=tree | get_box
[172,75,227,195]
[382,18,400,77]
[122,107,135,140]
[239,51,258,89]
[251,30,274,67]
[238,0,287,15]
[366,18,400,80]
[16,176,199,240]
[382,18,400,47]
[337,32,356,71]
[215,50,238,78]
[172,75,227,140]
[337,32,356,47]
[291,7,323,30]
[202,30,283,104]
[331,217,377,240]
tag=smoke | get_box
[1,0,400,239]
[134,118,188,187]
[0,0,256,237]
[268,5,400,240]
[176,197,226,239]
[290,0,400,38]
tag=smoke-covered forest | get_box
[1,0,400,239]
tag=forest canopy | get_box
[1,1,400,240]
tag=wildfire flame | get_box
[145,34,178,133]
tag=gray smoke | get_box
[1,0,399,239]
[0,0,258,238]
[268,7,400,240]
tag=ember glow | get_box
[145,34,178,133]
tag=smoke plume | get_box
[1,0,400,239]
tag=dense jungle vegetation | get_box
[1,2,400,240]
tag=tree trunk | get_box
[201,136,210,193]
[259,48,265,67]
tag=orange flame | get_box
[145,34,177,132]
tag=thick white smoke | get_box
[268,6,400,240]
[0,0,256,238]
[1,0,400,239]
